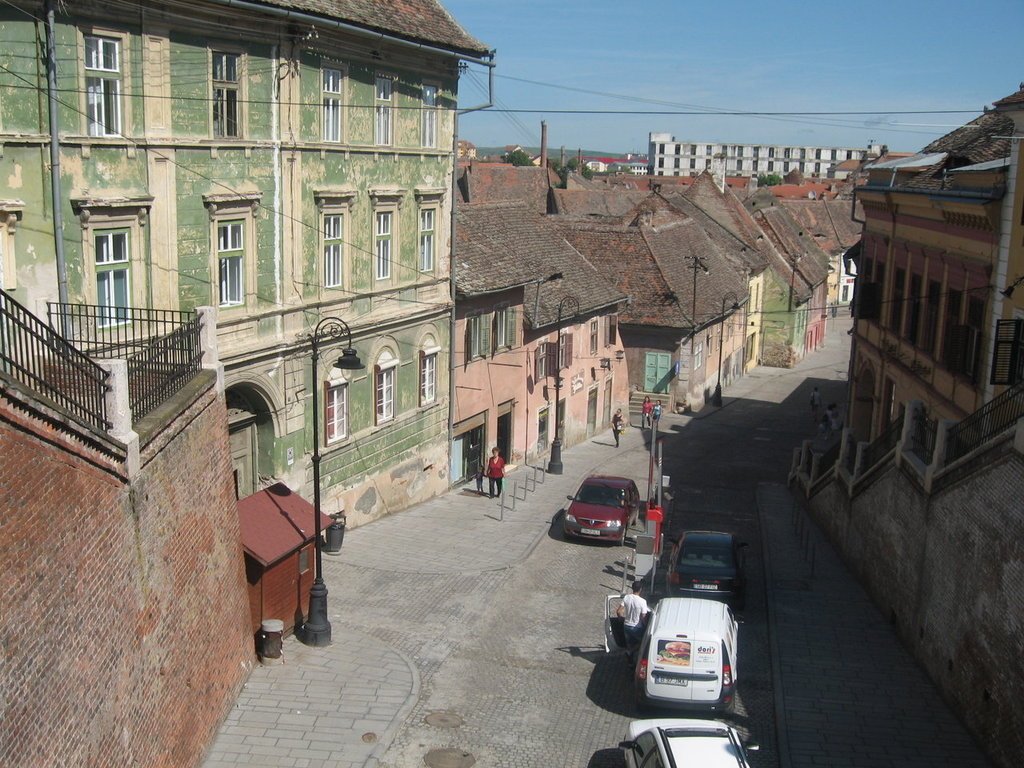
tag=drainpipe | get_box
[448,57,495,485]
[45,0,69,323]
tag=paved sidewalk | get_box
[202,427,644,768]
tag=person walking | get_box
[652,400,663,425]
[485,447,506,498]
[612,408,625,447]
[810,386,822,422]
[616,580,650,663]
[641,396,653,428]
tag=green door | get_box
[644,352,671,393]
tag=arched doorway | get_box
[851,362,876,442]
[225,386,276,499]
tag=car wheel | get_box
[619,526,627,546]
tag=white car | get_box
[619,718,758,768]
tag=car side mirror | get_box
[745,743,760,752]
[566,495,574,501]
[618,740,635,750]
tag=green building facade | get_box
[0,0,491,524]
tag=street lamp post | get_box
[712,293,740,407]
[547,295,579,475]
[300,317,364,647]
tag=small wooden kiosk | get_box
[237,483,333,636]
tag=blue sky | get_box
[443,0,1024,155]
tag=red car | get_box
[563,475,641,545]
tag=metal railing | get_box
[48,302,203,421]
[815,438,842,480]
[860,412,904,474]
[908,409,937,464]
[1,291,110,432]
[945,380,1024,465]
[843,432,858,474]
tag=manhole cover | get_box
[424,711,464,728]
[423,748,475,768]
[361,732,378,743]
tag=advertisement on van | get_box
[655,639,718,667]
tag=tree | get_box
[550,157,593,187]
[503,149,534,166]
[757,173,783,187]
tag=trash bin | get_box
[645,502,664,554]
[259,619,284,664]
[324,513,346,554]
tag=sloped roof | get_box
[746,190,831,303]
[779,199,862,257]
[906,110,1015,190]
[257,0,489,56]
[551,188,650,218]
[992,84,1024,109]
[457,163,558,215]
[454,201,626,327]
[237,483,333,567]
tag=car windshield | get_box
[574,484,624,507]
[677,544,734,570]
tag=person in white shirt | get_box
[617,580,650,661]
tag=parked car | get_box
[665,531,748,609]
[619,718,758,768]
[563,475,640,545]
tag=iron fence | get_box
[1,291,109,432]
[860,412,904,474]
[816,438,842,480]
[48,301,203,422]
[908,409,937,464]
[843,432,858,474]
[945,380,1024,465]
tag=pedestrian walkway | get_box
[202,426,647,768]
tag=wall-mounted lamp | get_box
[615,350,625,361]
[600,358,612,370]
[1002,275,1024,299]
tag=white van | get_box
[630,597,738,712]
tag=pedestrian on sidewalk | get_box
[652,400,663,425]
[828,403,842,436]
[486,447,505,498]
[810,386,822,422]
[616,580,650,663]
[474,464,485,495]
[612,408,625,447]
[641,396,653,428]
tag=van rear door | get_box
[646,635,697,703]
[688,637,724,704]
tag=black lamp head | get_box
[334,348,364,370]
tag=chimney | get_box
[577,148,583,170]
[540,121,548,168]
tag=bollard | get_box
[259,619,284,665]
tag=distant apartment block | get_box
[648,133,867,178]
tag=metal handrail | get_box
[908,409,937,464]
[48,301,204,422]
[1,291,110,431]
[945,380,1024,465]
[860,412,904,473]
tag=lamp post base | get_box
[299,579,332,647]
[712,383,723,407]
[547,438,564,475]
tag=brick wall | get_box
[807,444,1024,768]
[0,382,253,768]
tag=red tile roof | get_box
[259,0,489,56]
[238,483,333,567]
[457,163,557,215]
[993,85,1024,108]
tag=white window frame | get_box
[421,83,438,148]
[84,34,122,137]
[375,75,393,146]
[0,204,23,291]
[375,210,392,281]
[217,219,245,307]
[94,229,131,327]
[375,358,397,424]
[419,208,435,272]
[495,306,516,351]
[322,66,343,142]
[325,381,348,443]
[589,318,599,356]
[694,341,704,371]
[420,350,438,405]
[323,212,344,288]
[212,51,241,138]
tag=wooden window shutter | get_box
[535,343,544,377]
[419,349,426,405]
[990,318,1023,385]
[546,341,558,375]
[565,333,574,366]
[506,307,517,348]
[479,313,491,357]
[464,316,474,362]
[607,315,617,345]
[857,282,881,320]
